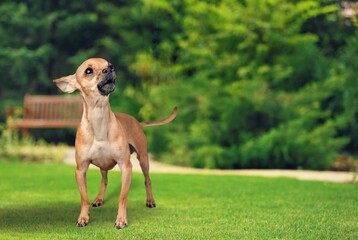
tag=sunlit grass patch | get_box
[0,162,357,239]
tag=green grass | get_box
[0,162,357,239]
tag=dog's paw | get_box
[114,219,128,230]
[76,216,89,227]
[92,199,103,207]
[146,200,156,208]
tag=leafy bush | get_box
[1,0,358,170]
[239,120,349,169]
[111,0,356,170]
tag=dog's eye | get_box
[85,68,93,75]
[109,65,114,72]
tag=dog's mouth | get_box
[97,77,116,96]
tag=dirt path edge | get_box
[64,148,356,183]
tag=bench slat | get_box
[8,119,80,128]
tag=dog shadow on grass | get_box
[0,202,156,233]
[0,179,156,233]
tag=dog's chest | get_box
[89,140,116,159]
[85,140,123,169]
[78,107,126,169]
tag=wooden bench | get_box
[6,95,82,134]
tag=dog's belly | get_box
[91,158,117,171]
[86,140,123,171]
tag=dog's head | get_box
[53,58,116,96]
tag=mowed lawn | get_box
[0,162,357,239]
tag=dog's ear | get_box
[53,74,77,93]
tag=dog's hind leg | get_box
[92,170,108,207]
[138,151,156,208]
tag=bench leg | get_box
[21,128,29,137]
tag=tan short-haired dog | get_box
[53,58,177,229]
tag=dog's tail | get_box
[140,107,177,127]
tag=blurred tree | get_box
[1,0,358,170]
[0,0,106,119]
[96,0,183,117]
[333,32,358,152]
[101,0,358,169]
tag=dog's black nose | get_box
[102,65,115,74]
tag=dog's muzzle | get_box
[98,76,116,96]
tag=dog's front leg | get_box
[75,163,90,227]
[115,156,132,229]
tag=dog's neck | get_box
[80,94,112,141]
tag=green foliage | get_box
[0,1,106,119]
[1,0,358,169]
[114,0,354,169]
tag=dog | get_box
[53,58,177,229]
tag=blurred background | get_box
[0,0,358,170]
